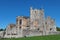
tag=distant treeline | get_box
[56,27,60,31]
[0,28,6,31]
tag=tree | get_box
[0,29,4,31]
[56,27,60,31]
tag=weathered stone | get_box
[0,7,57,38]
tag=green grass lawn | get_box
[0,34,60,40]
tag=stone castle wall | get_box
[4,7,57,38]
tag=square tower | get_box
[30,7,45,32]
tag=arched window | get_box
[19,26,21,29]
[50,28,52,31]
[20,19,22,25]
[37,28,39,31]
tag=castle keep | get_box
[3,7,56,38]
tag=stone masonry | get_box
[3,7,57,38]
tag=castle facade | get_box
[4,7,56,38]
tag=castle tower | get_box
[30,7,46,35]
[46,16,56,33]
[16,16,30,37]
[16,16,23,37]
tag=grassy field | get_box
[0,34,60,40]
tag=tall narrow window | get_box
[35,11,36,13]
[50,28,52,31]
[19,26,21,29]
[20,19,22,25]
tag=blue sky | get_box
[0,0,60,29]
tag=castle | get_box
[0,7,57,38]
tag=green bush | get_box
[56,27,60,31]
